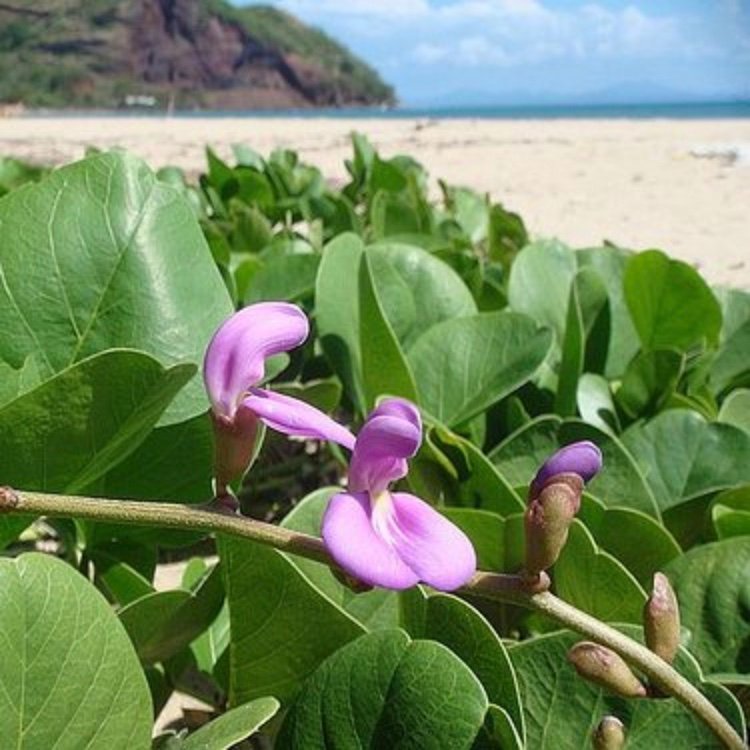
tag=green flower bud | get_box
[568,642,647,698]
[592,716,626,750]
[644,572,681,664]
[524,478,581,575]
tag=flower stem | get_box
[0,487,744,750]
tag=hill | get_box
[0,0,395,109]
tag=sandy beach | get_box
[1,116,748,288]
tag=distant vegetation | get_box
[0,0,395,109]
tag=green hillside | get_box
[0,0,395,109]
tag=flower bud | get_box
[530,440,602,500]
[211,407,259,497]
[568,642,647,698]
[592,716,626,750]
[644,572,681,664]
[524,479,580,575]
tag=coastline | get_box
[1,115,748,288]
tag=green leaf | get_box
[710,485,750,539]
[508,239,577,347]
[408,312,552,427]
[510,627,745,748]
[622,409,750,513]
[368,242,477,350]
[666,537,750,675]
[617,349,685,419]
[710,288,750,394]
[316,232,367,412]
[576,373,620,435]
[577,245,639,377]
[578,499,682,587]
[414,422,524,516]
[718,388,750,433]
[555,269,608,416]
[624,249,722,351]
[360,251,418,409]
[119,564,224,665]
[555,521,647,623]
[280,488,399,629]
[472,704,524,750]
[490,416,658,516]
[245,253,320,304]
[277,630,489,750]
[0,150,233,425]
[0,553,151,749]
[220,536,365,706]
[442,508,524,573]
[417,594,525,742]
[180,697,280,750]
[0,350,194,494]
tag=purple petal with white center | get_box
[530,440,603,497]
[348,400,422,495]
[380,492,476,591]
[242,388,356,449]
[321,492,420,590]
[203,302,308,418]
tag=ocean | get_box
[26,101,750,119]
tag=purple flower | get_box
[203,302,355,493]
[322,398,476,591]
[529,440,602,498]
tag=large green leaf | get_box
[0,553,151,749]
[0,150,233,424]
[0,349,194,494]
[220,536,365,706]
[490,416,658,516]
[616,348,684,419]
[316,233,367,411]
[555,268,608,416]
[624,249,722,351]
[280,488,400,629]
[718,388,750,433]
[622,409,750,513]
[576,245,639,377]
[407,312,552,427]
[508,239,576,347]
[368,242,476,349]
[554,521,647,623]
[666,537,750,675]
[710,486,750,540]
[360,251,418,409]
[277,629,489,750]
[407,593,525,742]
[510,628,745,749]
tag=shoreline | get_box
[1,116,748,288]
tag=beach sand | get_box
[1,116,748,288]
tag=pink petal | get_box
[243,389,355,449]
[348,399,422,495]
[381,492,476,591]
[322,492,420,590]
[203,302,308,418]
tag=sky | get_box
[234,0,750,106]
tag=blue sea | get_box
[29,100,750,119]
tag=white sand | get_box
[1,116,748,288]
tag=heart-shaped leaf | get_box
[277,629,489,749]
[0,150,232,425]
[408,312,552,427]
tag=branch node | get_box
[0,486,19,512]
